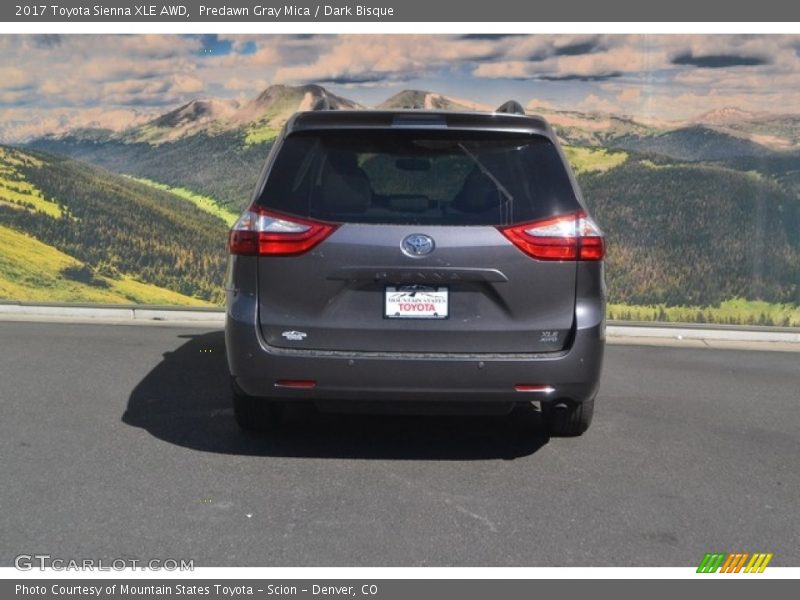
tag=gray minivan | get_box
[225,103,606,437]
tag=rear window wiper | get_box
[457,143,514,223]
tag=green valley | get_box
[30,131,269,211]
[0,224,210,305]
[0,145,228,305]
[125,176,239,226]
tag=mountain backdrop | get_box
[4,84,800,322]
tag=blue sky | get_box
[1,34,799,140]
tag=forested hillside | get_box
[581,157,800,306]
[612,126,774,161]
[0,145,228,304]
[0,223,209,306]
[29,132,269,211]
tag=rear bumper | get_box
[225,291,605,406]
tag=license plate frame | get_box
[384,285,449,320]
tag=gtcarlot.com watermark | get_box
[14,554,194,571]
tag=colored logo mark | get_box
[697,552,773,573]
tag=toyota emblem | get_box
[401,234,435,257]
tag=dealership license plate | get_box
[385,286,449,319]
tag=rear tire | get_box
[231,380,283,432]
[545,397,594,437]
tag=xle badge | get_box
[540,331,559,343]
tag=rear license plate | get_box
[385,286,449,319]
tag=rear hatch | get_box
[246,125,586,354]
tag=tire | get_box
[231,380,283,432]
[545,397,594,437]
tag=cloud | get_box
[633,91,761,120]
[0,90,31,106]
[515,36,614,63]
[223,77,267,92]
[171,74,204,95]
[674,68,798,91]
[458,34,526,41]
[475,44,659,81]
[473,61,533,79]
[3,33,800,142]
[273,35,498,84]
[616,87,641,103]
[577,93,621,113]
[584,84,800,121]
[553,38,605,56]
[0,35,207,113]
[116,34,201,59]
[538,72,622,82]
[208,42,281,68]
[30,34,62,48]
[39,80,64,96]
[315,74,395,85]
[671,52,770,68]
[80,57,178,83]
[97,75,205,106]
[526,97,557,110]
[0,106,156,141]
[0,67,35,91]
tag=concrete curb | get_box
[1,304,799,349]
[606,324,800,344]
[0,303,224,323]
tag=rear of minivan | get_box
[225,109,606,436]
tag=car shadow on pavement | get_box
[122,331,549,460]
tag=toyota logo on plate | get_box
[401,234,435,257]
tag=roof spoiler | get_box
[310,95,331,111]
[495,100,525,115]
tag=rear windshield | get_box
[257,129,579,225]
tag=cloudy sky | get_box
[1,34,800,141]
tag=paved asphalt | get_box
[1,322,798,567]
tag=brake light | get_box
[228,207,337,256]
[498,210,604,261]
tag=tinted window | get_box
[257,129,579,225]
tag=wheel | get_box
[231,379,283,432]
[544,397,594,437]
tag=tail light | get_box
[229,207,337,256]
[498,210,604,261]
